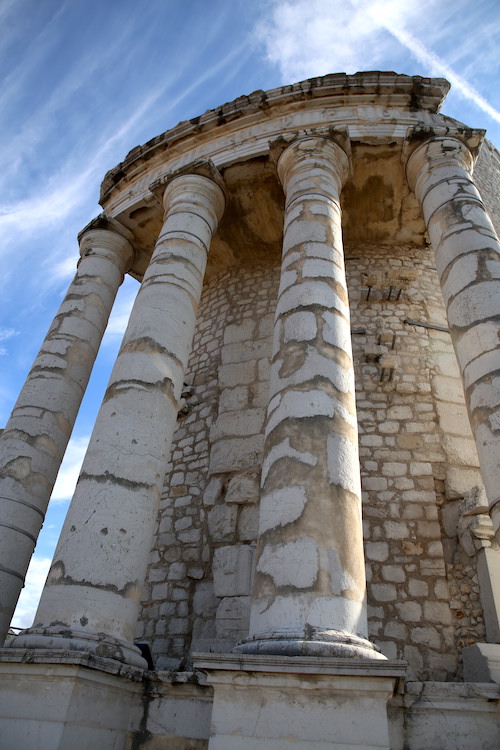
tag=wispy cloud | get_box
[105,279,138,337]
[10,555,51,630]
[0,327,19,355]
[259,0,500,125]
[380,19,500,124]
[0,327,19,341]
[51,434,89,503]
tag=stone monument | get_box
[1,71,499,749]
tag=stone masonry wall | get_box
[348,243,484,680]
[135,264,279,668]
[136,242,486,679]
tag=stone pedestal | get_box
[0,650,142,750]
[0,649,213,750]
[195,653,404,750]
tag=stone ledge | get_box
[0,647,144,681]
[193,650,406,679]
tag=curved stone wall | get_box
[136,238,488,679]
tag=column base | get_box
[194,652,405,750]
[8,626,147,669]
[0,649,143,750]
[0,648,213,749]
[233,627,387,660]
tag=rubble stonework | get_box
[1,72,500,749]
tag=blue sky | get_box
[2,0,499,627]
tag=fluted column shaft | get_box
[12,173,225,667]
[407,136,500,541]
[236,137,382,659]
[0,224,134,644]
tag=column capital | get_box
[162,172,225,232]
[406,136,475,196]
[78,215,135,273]
[277,136,350,201]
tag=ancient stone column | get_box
[12,172,225,667]
[0,219,134,644]
[236,137,382,658]
[407,136,500,541]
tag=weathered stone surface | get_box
[0,223,134,643]
[407,136,500,540]
[12,173,225,666]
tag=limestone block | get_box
[213,545,254,597]
[223,320,256,345]
[371,583,397,602]
[221,339,271,365]
[396,601,422,622]
[365,542,389,561]
[210,408,265,441]
[203,477,223,506]
[225,474,260,504]
[401,680,500,750]
[382,462,406,477]
[433,374,465,403]
[442,435,480,468]
[423,601,452,625]
[431,351,461,378]
[218,362,256,388]
[436,401,472,437]
[238,506,259,541]
[219,386,249,412]
[193,582,217,617]
[196,654,401,750]
[215,596,251,639]
[209,434,265,474]
[208,505,238,541]
[0,657,142,750]
[445,466,482,500]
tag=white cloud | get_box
[0,327,19,355]
[51,254,80,282]
[259,0,500,124]
[381,20,500,124]
[0,327,18,341]
[258,0,402,79]
[51,435,89,503]
[10,555,51,630]
[106,283,138,337]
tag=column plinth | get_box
[407,136,500,542]
[11,173,225,666]
[235,137,383,660]
[0,222,134,644]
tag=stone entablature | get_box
[100,72,451,204]
[97,73,483,282]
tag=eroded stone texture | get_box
[407,137,500,540]
[0,221,134,644]
[12,173,224,666]
[237,137,381,659]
